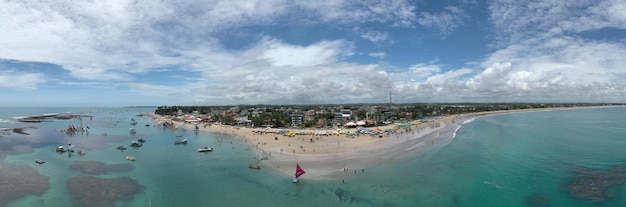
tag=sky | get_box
[1,0,625,107]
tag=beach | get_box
[149,106,609,180]
[149,113,476,180]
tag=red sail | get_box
[295,163,306,179]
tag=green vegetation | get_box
[155,103,623,128]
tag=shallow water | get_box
[2,107,626,206]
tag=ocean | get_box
[1,106,625,207]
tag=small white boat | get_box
[175,139,188,144]
[130,141,142,147]
[129,128,136,134]
[126,156,136,161]
[197,147,213,152]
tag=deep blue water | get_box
[1,107,626,206]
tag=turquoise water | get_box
[1,107,626,206]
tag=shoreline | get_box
[147,106,614,180]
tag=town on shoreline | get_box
[152,103,619,129]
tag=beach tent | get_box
[345,122,356,127]
[184,116,201,123]
[356,121,366,126]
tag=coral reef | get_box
[0,163,50,206]
[526,192,551,207]
[67,175,141,207]
[70,160,133,175]
[565,165,626,202]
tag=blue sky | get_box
[1,0,625,107]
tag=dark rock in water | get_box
[70,160,133,175]
[1,127,36,136]
[16,113,93,123]
[67,175,141,207]
[564,165,626,202]
[526,192,551,207]
[0,163,50,206]
[12,127,32,135]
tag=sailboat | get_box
[293,163,306,183]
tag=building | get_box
[290,113,304,127]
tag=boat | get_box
[117,145,127,150]
[130,141,142,147]
[129,128,136,134]
[35,159,45,164]
[248,164,261,169]
[78,150,86,155]
[126,156,136,161]
[198,147,213,152]
[175,139,188,144]
[137,138,146,143]
[56,146,66,153]
[293,163,306,183]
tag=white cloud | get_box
[66,66,132,81]
[0,1,417,82]
[466,62,512,93]
[368,52,387,59]
[484,36,626,85]
[361,31,390,44]
[489,0,626,44]
[0,70,47,90]
[417,6,466,36]
[468,0,626,101]
[296,0,417,27]
[406,64,441,81]
[126,82,184,96]
[258,38,354,67]
[1,0,625,105]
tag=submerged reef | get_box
[70,160,133,175]
[67,175,141,207]
[526,192,551,207]
[0,127,36,137]
[565,165,626,202]
[0,163,50,206]
[16,113,92,123]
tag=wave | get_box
[0,119,15,123]
[453,118,476,138]
[453,126,461,138]
[462,118,475,124]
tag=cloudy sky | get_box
[1,0,625,107]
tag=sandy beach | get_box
[147,112,476,180]
[147,106,608,181]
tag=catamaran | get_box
[293,163,306,183]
